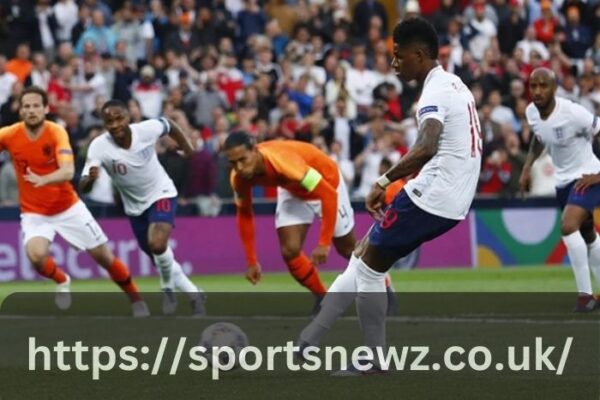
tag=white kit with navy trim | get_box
[82,118,177,216]
[404,65,482,220]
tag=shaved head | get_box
[530,67,557,84]
[529,67,557,115]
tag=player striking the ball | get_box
[297,18,482,374]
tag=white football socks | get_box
[587,235,600,288]
[153,247,174,290]
[355,257,387,349]
[153,247,202,298]
[299,255,360,345]
[563,232,593,295]
[171,259,202,299]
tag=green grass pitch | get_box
[0,265,580,303]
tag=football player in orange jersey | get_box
[0,86,149,317]
[224,132,357,304]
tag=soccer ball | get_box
[200,322,249,367]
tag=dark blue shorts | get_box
[556,180,600,211]
[128,197,177,257]
[369,189,459,259]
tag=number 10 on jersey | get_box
[112,160,127,175]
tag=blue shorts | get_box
[369,190,459,259]
[556,181,600,211]
[128,197,177,257]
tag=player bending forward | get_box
[80,100,205,315]
[0,86,149,317]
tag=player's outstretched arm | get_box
[519,134,544,199]
[367,119,442,219]
[79,166,100,194]
[24,159,74,187]
[164,117,195,158]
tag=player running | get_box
[297,18,482,374]
[0,86,149,317]
[80,100,205,316]
[519,68,600,312]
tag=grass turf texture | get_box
[0,266,582,303]
[1,266,598,400]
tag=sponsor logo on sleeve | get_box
[418,106,439,118]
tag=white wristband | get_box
[376,174,391,189]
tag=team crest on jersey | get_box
[554,127,564,140]
[42,144,52,157]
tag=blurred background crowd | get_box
[0,0,599,214]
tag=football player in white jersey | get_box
[296,18,482,375]
[80,100,205,315]
[519,68,600,312]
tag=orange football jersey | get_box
[0,121,79,215]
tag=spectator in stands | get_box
[75,10,115,56]
[131,64,165,119]
[517,26,549,64]
[6,43,32,83]
[353,133,400,199]
[236,0,266,47]
[533,0,559,45]
[54,0,78,43]
[479,147,512,195]
[431,0,460,35]
[0,55,17,109]
[562,6,593,59]
[463,0,497,61]
[26,53,51,91]
[352,0,387,38]
[81,94,105,132]
[497,0,527,56]
[70,59,107,115]
[112,1,155,66]
[70,4,91,47]
[0,81,23,125]
[346,51,378,119]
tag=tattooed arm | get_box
[365,118,443,219]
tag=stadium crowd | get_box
[0,0,599,214]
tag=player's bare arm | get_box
[366,118,442,219]
[78,166,100,194]
[574,173,600,192]
[165,118,195,158]
[519,133,545,198]
[306,176,338,265]
[24,158,74,188]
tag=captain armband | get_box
[300,168,323,192]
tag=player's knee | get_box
[148,238,168,255]
[26,247,48,268]
[280,243,301,261]
[561,220,580,236]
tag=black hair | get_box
[19,86,48,106]
[393,17,439,59]
[101,99,128,113]
[223,131,255,151]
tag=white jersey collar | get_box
[423,65,443,88]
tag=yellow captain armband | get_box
[300,168,323,192]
